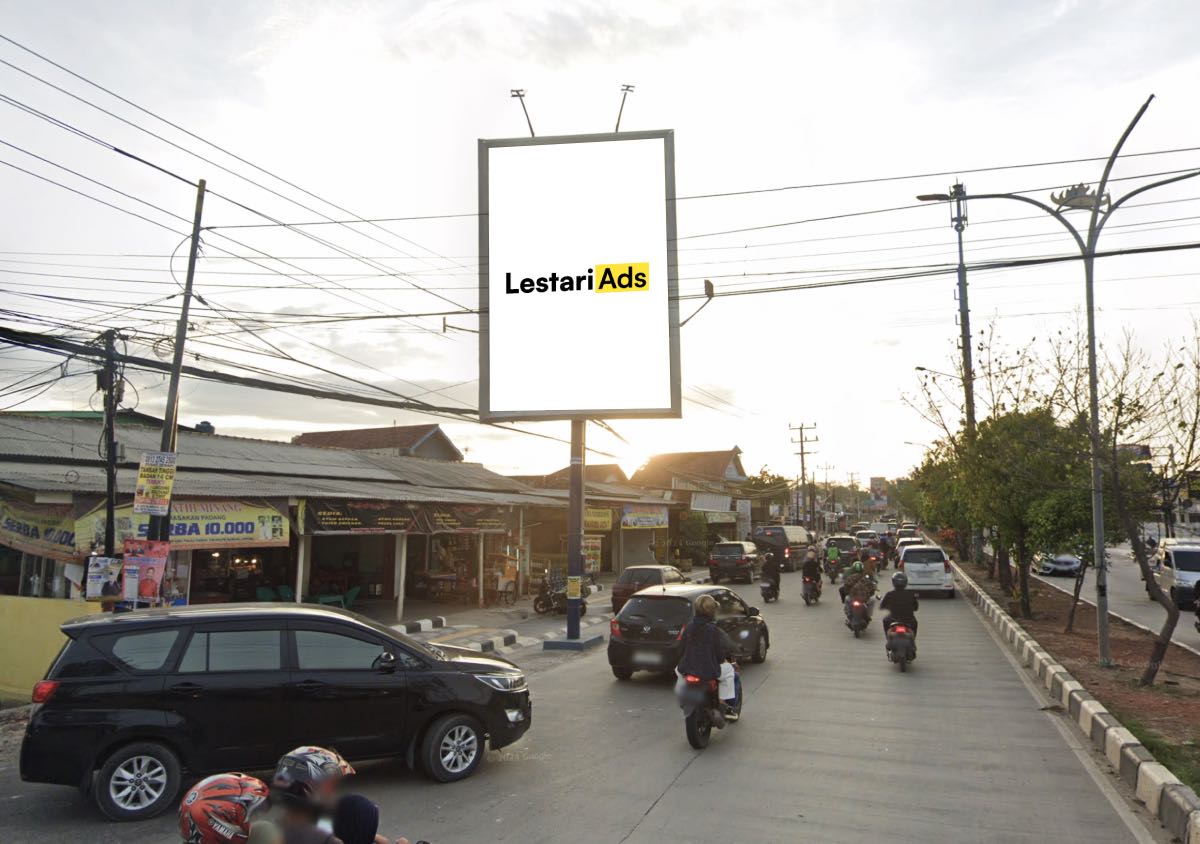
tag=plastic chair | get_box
[255,586,278,602]
[342,585,361,611]
[277,584,296,602]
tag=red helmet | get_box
[271,746,355,808]
[179,773,270,844]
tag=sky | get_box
[0,0,1199,486]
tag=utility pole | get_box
[847,472,860,519]
[148,179,205,543]
[100,329,120,557]
[790,423,818,528]
[950,182,983,566]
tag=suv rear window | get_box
[618,596,693,625]
[94,629,180,672]
[1171,550,1200,572]
[830,538,857,552]
[904,549,946,565]
[713,543,748,556]
[617,569,663,587]
[756,527,784,540]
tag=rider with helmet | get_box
[839,560,875,603]
[762,550,782,597]
[271,746,354,844]
[179,772,270,844]
[880,571,919,637]
[677,594,740,725]
[800,546,823,596]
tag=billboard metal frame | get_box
[477,129,681,422]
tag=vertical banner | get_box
[85,556,123,601]
[583,535,602,574]
[122,538,169,605]
[133,452,177,516]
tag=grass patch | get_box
[1115,712,1200,793]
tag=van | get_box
[752,524,813,571]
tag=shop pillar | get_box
[394,533,408,622]
[295,534,311,602]
[477,539,484,608]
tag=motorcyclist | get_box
[880,571,919,638]
[800,548,823,596]
[179,773,271,844]
[825,541,842,576]
[677,594,740,725]
[271,746,355,844]
[762,551,782,597]
[839,561,876,604]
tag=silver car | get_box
[1033,553,1082,577]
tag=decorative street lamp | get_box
[918,95,1200,667]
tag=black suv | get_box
[20,603,532,820]
[608,583,769,679]
[707,541,761,583]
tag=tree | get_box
[968,409,1074,618]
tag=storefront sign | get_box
[702,510,737,523]
[620,504,669,530]
[583,535,602,574]
[122,539,169,604]
[85,556,122,601]
[0,498,76,560]
[76,499,289,554]
[133,451,177,516]
[300,499,511,534]
[584,507,613,532]
[691,492,731,513]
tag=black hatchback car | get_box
[20,603,532,821]
[607,583,769,679]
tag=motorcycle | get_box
[760,579,779,603]
[677,663,742,749]
[844,596,872,637]
[533,574,590,615]
[801,575,821,606]
[825,557,843,583]
[886,620,917,672]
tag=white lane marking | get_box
[967,597,1160,844]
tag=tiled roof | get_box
[291,424,456,455]
[630,449,745,487]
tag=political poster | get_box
[122,538,169,605]
[133,451,177,516]
[583,535,602,574]
[85,556,123,601]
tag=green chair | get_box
[277,585,296,602]
[342,585,361,611]
[255,586,278,602]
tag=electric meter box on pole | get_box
[478,130,681,422]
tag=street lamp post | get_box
[918,95,1200,666]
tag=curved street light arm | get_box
[1097,169,1200,238]
[1087,94,1155,250]
[965,192,1087,255]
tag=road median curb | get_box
[952,560,1200,842]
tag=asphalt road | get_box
[0,577,1165,843]
[1036,544,1200,654]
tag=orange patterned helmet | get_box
[178,773,269,844]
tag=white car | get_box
[895,537,924,555]
[897,544,955,598]
[855,530,880,548]
[1151,544,1200,609]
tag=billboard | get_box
[478,130,681,421]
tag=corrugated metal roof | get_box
[0,460,562,508]
[0,416,531,493]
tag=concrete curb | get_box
[951,561,1200,841]
[395,616,447,634]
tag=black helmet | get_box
[892,571,908,590]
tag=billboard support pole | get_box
[566,419,585,640]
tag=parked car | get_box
[20,603,532,820]
[607,584,769,679]
[1151,544,1200,608]
[855,530,880,549]
[897,544,955,597]
[611,565,689,613]
[752,524,813,571]
[707,541,760,583]
[1033,553,1083,577]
